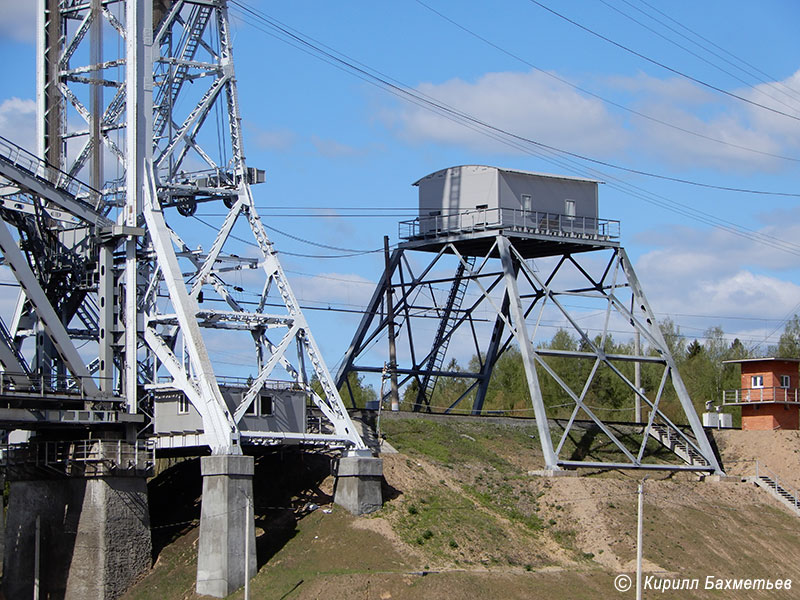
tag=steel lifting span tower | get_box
[0,1,379,597]
[338,165,723,475]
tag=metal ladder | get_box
[415,256,475,411]
[153,5,213,139]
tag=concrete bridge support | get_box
[196,454,257,598]
[2,475,151,600]
[334,449,383,515]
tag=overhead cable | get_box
[528,0,800,123]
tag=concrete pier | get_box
[334,449,383,515]
[3,476,151,599]
[196,454,257,597]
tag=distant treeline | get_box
[339,315,800,426]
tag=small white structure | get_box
[412,165,601,237]
[702,411,733,428]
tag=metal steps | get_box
[749,463,800,517]
[648,423,708,467]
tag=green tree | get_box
[778,315,800,358]
[659,317,686,362]
[324,371,377,408]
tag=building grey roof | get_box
[412,165,603,186]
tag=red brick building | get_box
[722,358,800,430]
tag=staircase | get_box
[416,256,475,411]
[153,5,213,139]
[749,462,800,517]
[648,423,708,467]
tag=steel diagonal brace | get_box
[0,218,100,397]
[601,254,718,464]
[497,235,557,468]
[190,193,244,297]
[154,74,228,169]
[241,191,364,448]
[233,322,300,422]
[534,354,639,464]
[142,165,239,453]
[169,229,301,381]
[617,248,721,473]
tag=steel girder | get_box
[337,234,722,474]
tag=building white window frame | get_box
[244,393,274,417]
[177,394,190,415]
[565,199,576,218]
[751,375,764,389]
[259,394,274,417]
[521,194,532,212]
[780,375,791,388]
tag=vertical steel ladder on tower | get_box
[152,5,213,140]
[415,256,476,411]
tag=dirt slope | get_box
[123,419,800,600]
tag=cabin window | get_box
[260,394,274,417]
[245,394,274,416]
[565,199,576,217]
[245,397,257,416]
[475,204,488,210]
[521,194,532,212]
[429,210,441,216]
[177,395,190,415]
[781,375,791,388]
[751,375,764,388]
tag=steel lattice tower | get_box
[0,2,378,596]
[338,165,722,474]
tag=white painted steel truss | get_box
[0,0,365,454]
[338,234,722,473]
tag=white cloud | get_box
[381,65,800,172]
[311,136,360,158]
[383,69,626,156]
[0,1,36,43]
[607,69,800,171]
[0,97,36,153]
[633,219,800,325]
[243,121,296,151]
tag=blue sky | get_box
[2,0,800,373]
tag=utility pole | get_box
[636,477,647,600]
[384,236,399,411]
[634,330,642,422]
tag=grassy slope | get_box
[124,419,800,600]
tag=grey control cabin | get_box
[153,382,307,445]
[412,165,601,238]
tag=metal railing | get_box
[399,207,620,241]
[722,387,800,404]
[156,374,304,391]
[755,460,800,511]
[0,134,100,201]
[0,371,118,400]
[0,439,155,475]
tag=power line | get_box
[597,0,800,115]
[413,0,800,165]
[262,222,383,254]
[190,215,379,259]
[634,0,800,105]
[230,0,800,199]
[528,0,800,122]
